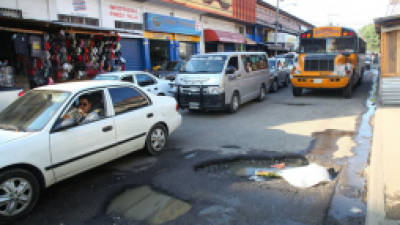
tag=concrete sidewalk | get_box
[367,107,400,225]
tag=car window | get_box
[136,74,156,87]
[121,75,134,82]
[109,87,149,115]
[227,56,238,71]
[58,90,105,129]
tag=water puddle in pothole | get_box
[107,186,191,225]
[196,157,338,188]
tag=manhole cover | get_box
[107,186,191,225]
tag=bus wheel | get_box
[292,87,302,97]
[343,80,353,99]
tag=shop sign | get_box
[106,3,142,23]
[162,0,233,17]
[73,0,87,11]
[0,8,22,19]
[175,34,200,42]
[145,13,201,36]
[144,31,174,40]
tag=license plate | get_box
[313,79,322,84]
[189,102,200,109]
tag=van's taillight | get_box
[176,104,179,111]
[18,91,25,97]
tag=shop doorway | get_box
[120,38,145,71]
[0,31,31,89]
[149,40,170,69]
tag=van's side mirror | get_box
[226,66,236,74]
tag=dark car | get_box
[153,61,185,81]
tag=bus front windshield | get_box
[300,37,357,54]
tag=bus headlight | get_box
[334,64,346,76]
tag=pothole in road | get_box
[195,156,338,188]
[107,186,191,225]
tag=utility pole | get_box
[274,0,281,56]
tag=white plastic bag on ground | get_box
[278,163,331,188]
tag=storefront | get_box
[203,29,245,52]
[0,14,49,89]
[102,0,145,70]
[144,13,201,70]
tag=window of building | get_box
[246,26,254,36]
[58,14,99,26]
[115,21,143,30]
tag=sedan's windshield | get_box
[180,56,227,74]
[93,75,120,80]
[300,37,356,53]
[0,90,70,132]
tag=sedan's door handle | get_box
[102,126,113,132]
[147,113,154,118]
[154,87,158,90]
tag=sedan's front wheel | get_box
[146,124,168,155]
[0,169,40,223]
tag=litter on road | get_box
[247,163,332,188]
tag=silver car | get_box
[268,58,291,92]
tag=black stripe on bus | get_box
[45,132,147,170]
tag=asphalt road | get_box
[12,71,374,225]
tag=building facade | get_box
[0,0,313,89]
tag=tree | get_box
[359,24,380,53]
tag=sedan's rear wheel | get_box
[0,169,40,223]
[146,124,168,155]
[284,75,290,87]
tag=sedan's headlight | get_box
[204,86,224,95]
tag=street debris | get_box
[279,163,331,188]
[246,163,331,188]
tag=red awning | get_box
[204,29,245,44]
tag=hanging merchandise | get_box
[46,31,121,81]
[0,60,15,88]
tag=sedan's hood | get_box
[0,129,32,145]
[175,73,221,86]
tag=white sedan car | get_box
[94,71,175,96]
[0,81,181,222]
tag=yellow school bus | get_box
[291,27,367,98]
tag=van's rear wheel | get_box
[228,93,239,113]
[292,87,302,96]
[257,86,266,102]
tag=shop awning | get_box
[204,29,245,44]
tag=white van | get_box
[175,52,271,112]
